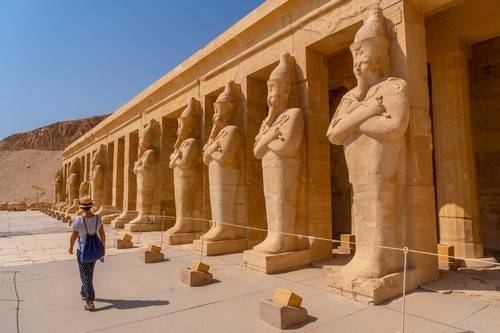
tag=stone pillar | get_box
[301,48,333,262]
[111,131,139,228]
[112,137,124,210]
[428,36,483,258]
[241,76,268,247]
[396,1,439,284]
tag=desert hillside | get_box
[0,114,108,151]
[0,150,62,204]
[0,114,108,204]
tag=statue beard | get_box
[266,96,286,126]
[355,76,370,101]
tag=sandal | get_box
[84,302,95,312]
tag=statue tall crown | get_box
[180,97,200,119]
[354,6,387,43]
[269,53,294,83]
[216,80,238,104]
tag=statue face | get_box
[267,79,290,110]
[213,101,234,128]
[177,118,194,140]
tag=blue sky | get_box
[0,0,264,139]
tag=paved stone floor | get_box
[0,211,499,333]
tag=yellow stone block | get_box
[437,244,454,262]
[340,234,355,246]
[272,288,302,308]
[147,244,162,253]
[122,233,133,242]
[326,272,334,287]
[191,261,210,273]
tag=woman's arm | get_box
[69,231,78,254]
[99,224,106,255]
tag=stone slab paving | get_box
[0,211,177,267]
[1,211,499,332]
[0,249,499,333]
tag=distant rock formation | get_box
[0,114,109,151]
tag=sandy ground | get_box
[0,150,62,204]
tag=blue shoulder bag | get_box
[79,216,105,263]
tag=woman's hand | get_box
[68,247,74,255]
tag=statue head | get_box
[139,120,156,155]
[55,167,63,181]
[177,98,200,146]
[69,157,80,175]
[213,80,238,130]
[267,53,294,119]
[91,144,106,168]
[350,6,389,100]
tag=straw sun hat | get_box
[79,196,94,210]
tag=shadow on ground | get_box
[94,298,169,311]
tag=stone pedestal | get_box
[192,238,247,256]
[243,249,311,274]
[180,268,213,286]
[142,250,164,263]
[327,268,418,305]
[115,239,133,249]
[166,232,201,245]
[95,205,117,217]
[102,213,121,225]
[260,299,308,329]
[111,211,138,228]
[125,222,163,232]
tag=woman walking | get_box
[69,196,106,311]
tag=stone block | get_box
[180,267,213,286]
[192,238,247,256]
[437,244,458,270]
[122,233,133,242]
[191,261,210,273]
[272,288,302,308]
[115,239,133,249]
[337,234,355,254]
[260,299,308,329]
[166,232,201,245]
[142,250,164,263]
[243,249,311,274]
[147,244,162,253]
[327,268,418,305]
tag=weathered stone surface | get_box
[142,250,164,263]
[115,239,133,249]
[243,249,311,274]
[193,238,247,256]
[260,299,308,329]
[180,267,213,286]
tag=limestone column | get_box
[102,138,124,224]
[111,131,139,228]
[428,37,483,258]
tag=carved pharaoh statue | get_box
[200,80,246,248]
[53,167,63,205]
[64,157,81,214]
[128,119,159,230]
[326,6,410,284]
[166,98,202,243]
[252,53,304,254]
[90,144,106,211]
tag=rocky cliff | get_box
[0,114,109,151]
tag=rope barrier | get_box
[145,213,500,267]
